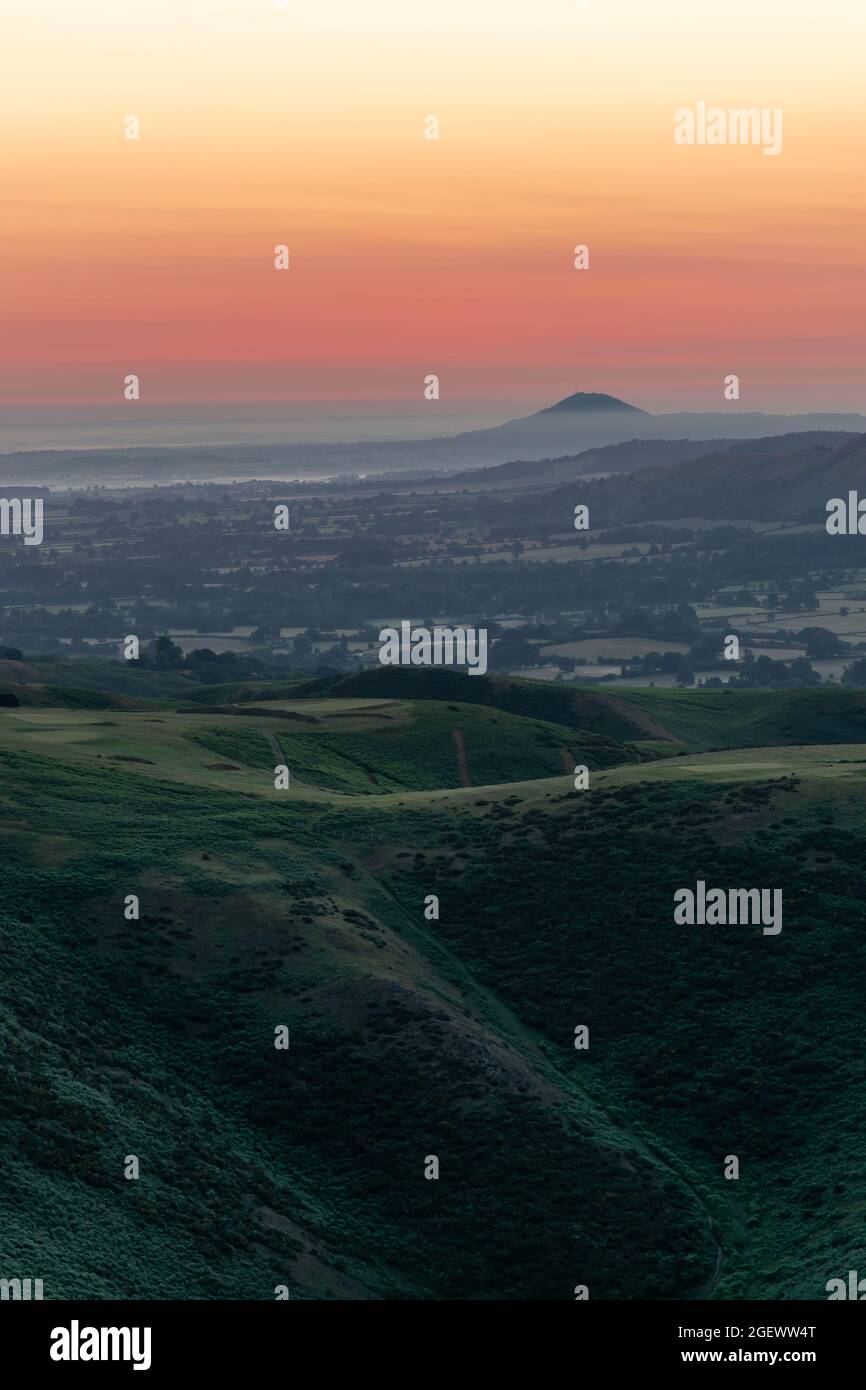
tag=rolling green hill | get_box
[185,699,638,792]
[0,740,713,1300]
[293,667,659,742]
[613,686,866,751]
[0,694,641,803]
[1,674,865,1300]
[293,669,866,754]
[0,657,194,703]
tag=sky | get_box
[1,0,864,445]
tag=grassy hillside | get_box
[381,762,866,1299]
[294,669,866,755]
[0,742,713,1300]
[294,667,659,743]
[0,697,639,804]
[186,699,636,792]
[20,663,863,765]
[180,677,312,706]
[0,657,194,701]
[1,681,865,1299]
[614,686,866,751]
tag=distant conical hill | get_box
[537,391,647,415]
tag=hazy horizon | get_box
[0,400,533,454]
[3,388,866,456]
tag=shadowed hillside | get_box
[511,432,866,528]
[1,671,865,1298]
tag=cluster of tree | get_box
[613,604,702,644]
[698,656,822,689]
[135,636,354,682]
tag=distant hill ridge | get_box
[501,430,866,526]
[3,389,866,484]
[443,437,744,487]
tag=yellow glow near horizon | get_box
[1,0,864,413]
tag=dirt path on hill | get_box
[452,729,472,787]
[264,730,286,765]
[603,694,682,742]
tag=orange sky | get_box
[1,0,864,425]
